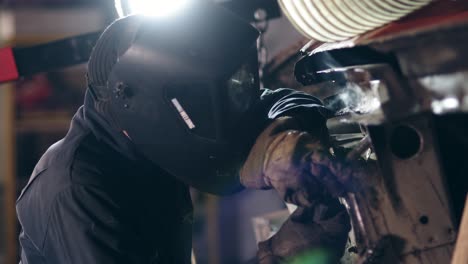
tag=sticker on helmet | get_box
[171,98,196,129]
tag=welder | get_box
[16,2,352,263]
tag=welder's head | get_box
[87,1,260,194]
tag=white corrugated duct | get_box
[278,0,434,42]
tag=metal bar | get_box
[451,195,468,264]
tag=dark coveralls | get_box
[16,88,335,263]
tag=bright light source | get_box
[115,0,189,18]
[432,97,460,114]
[442,97,460,109]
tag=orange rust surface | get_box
[360,0,468,42]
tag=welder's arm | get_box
[241,117,353,263]
[240,89,354,263]
[241,98,354,204]
[42,185,147,264]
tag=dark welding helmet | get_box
[88,1,260,194]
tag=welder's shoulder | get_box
[16,136,77,212]
[16,131,124,253]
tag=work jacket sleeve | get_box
[235,88,331,159]
[42,185,149,264]
[261,88,332,140]
[260,88,329,118]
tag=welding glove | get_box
[241,115,354,263]
[257,202,350,264]
[240,116,354,206]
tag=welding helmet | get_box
[88,1,260,194]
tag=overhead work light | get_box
[115,0,190,17]
[277,0,433,42]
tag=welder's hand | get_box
[257,203,350,264]
[240,116,353,206]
